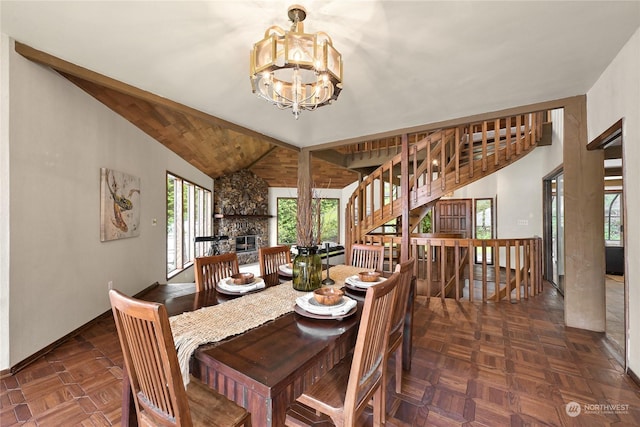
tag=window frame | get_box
[604,191,622,245]
[473,197,495,264]
[276,197,340,245]
[166,172,212,279]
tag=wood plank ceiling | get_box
[16,42,358,189]
[63,74,359,189]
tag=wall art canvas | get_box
[100,168,141,241]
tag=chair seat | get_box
[285,401,372,427]
[285,402,334,427]
[297,356,352,414]
[295,354,385,426]
[286,272,401,427]
[186,377,251,427]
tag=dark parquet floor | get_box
[2,285,640,426]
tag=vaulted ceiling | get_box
[3,1,639,188]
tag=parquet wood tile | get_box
[2,285,640,426]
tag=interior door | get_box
[434,199,472,237]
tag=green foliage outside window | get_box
[475,199,493,239]
[420,211,432,233]
[277,198,340,245]
[167,177,175,232]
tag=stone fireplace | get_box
[235,235,258,253]
[213,170,269,265]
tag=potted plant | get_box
[292,188,323,291]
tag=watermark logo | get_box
[565,401,581,417]
[565,401,629,417]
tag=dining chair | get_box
[195,253,239,292]
[259,245,291,286]
[350,243,385,271]
[389,257,415,394]
[108,289,251,427]
[285,271,400,427]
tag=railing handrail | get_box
[351,235,543,303]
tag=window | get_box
[474,198,494,264]
[605,192,622,244]
[420,209,433,233]
[277,198,340,245]
[167,173,211,278]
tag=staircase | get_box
[343,111,548,301]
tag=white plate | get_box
[294,304,357,320]
[345,275,385,289]
[217,277,265,294]
[279,264,293,275]
[295,293,356,316]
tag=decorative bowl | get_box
[230,272,254,285]
[358,271,381,282]
[313,287,344,306]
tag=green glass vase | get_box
[292,246,322,291]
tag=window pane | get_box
[167,173,211,278]
[605,193,621,242]
[167,175,178,274]
[474,198,494,264]
[475,199,493,239]
[277,198,298,245]
[183,182,194,264]
[277,197,340,245]
[320,199,339,243]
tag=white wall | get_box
[587,28,640,374]
[1,34,12,371]
[452,108,564,239]
[2,39,212,369]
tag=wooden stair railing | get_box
[355,235,543,301]
[346,111,547,250]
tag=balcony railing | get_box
[351,235,543,302]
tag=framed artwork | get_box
[100,168,140,241]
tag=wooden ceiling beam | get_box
[15,41,299,153]
[311,149,349,168]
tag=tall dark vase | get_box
[292,246,322,291]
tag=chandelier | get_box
[249,5,343,119]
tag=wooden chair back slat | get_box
[109,289,192,426]
[194,253,239,292]
[388,257,415,393]
[350,243,385,271]
[110,290,251,427]
[259,245,291,286]
[286,272,401,426]
[344,271,399,425]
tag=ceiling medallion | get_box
[249,4,343,119]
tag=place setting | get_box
[344,270,387,292]
[294,287,357,320]
[216,272,266,296]
[278,262,293,277]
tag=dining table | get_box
[122,264,414,427]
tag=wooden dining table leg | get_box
[121,369,138,427]
[402,277,416,370]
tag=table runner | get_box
[169,264,363,385]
